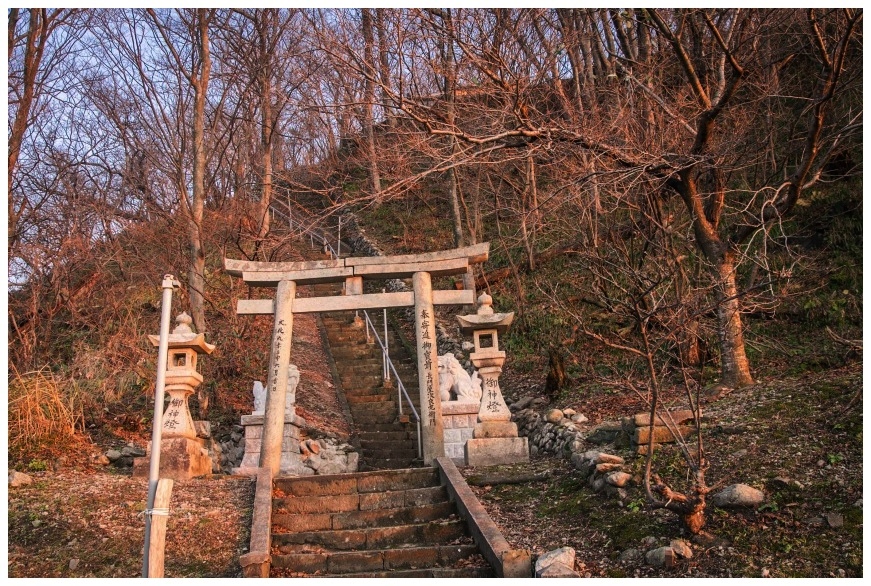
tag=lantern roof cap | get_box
[456,292,514,333]
[148,312,215,354]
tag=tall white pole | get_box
[143,274,178,577]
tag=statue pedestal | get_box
[132,437,213,481]
[441,401,479,464]
[232,412,309,476]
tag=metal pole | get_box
[287,196,292,230]
[383,289,389,382]
[142,274,178,578]
[337,215,342,258]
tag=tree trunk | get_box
[682,500,706,534]
[256,70,273,249]
[188,8,211,342]
[441,10,465,252]
[8,9,47,254]
[714,253,754,389]
[375,8,394,125]
[361,8,382,200]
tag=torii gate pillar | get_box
[261,280,295,475]
[413,272,444,464]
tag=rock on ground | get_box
[711,483,765,508]
[670,539,693,559]
[539,562,580,578]
[9,471,33,488]
[536,546,576,577]
[546,409,564,424]
[646,546,676,568]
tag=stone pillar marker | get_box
[133,312,215,480]
[413,271,445,464]
[458,293,529,466]
[261,279,296,476]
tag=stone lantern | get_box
[457,292,529,466]
[133,312,215,480]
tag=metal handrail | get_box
[273,202,423,459]
[363,311,422,459]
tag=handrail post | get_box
[383,289,389,382]
[416,420,422,458]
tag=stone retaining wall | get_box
[512,408,589,458]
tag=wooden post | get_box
[147,478,174,578]
[260,279,296,475]
[413,271,444,464]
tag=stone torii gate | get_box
[224,243,489,472]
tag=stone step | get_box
[344,387,391,398]
[327,335,369,347]
[305,566,495,579]
[271,542,477,574]
[352,413,400,426]
[348,399,398,412]
[272,501,457,532]
[360,449,419,463]
[335,357,393,367]
[350,400,397,413]
[359,458,421,471]
[360,439,419,453]
[274,467,439,495]
[273,485,447,515]
[272,516,463,553]
[351,411,400,425]
[331,348,383,360]
[357,430,414,442]
[359,423,417,433]
[346,393,391,404]
[338,363,394,376]
[338,375,385,388]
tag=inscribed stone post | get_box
[413,271,445,464]
[260,279,296,475]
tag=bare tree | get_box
[8,9,84,259]
[321,8,862,391]
[217,9,307,255]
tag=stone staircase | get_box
[314,282,423,471]
[270,467,493,578]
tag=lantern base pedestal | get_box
[464,436,529,467]
[132,437,213,481]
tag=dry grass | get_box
[8,366,87,464]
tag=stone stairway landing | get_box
[270,468,493,578]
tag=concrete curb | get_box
[239,467,274,578]
[435,457,532,578]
